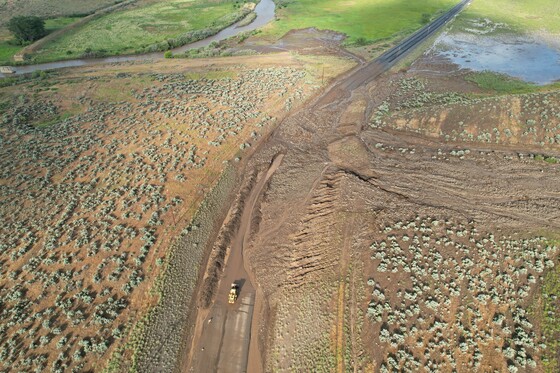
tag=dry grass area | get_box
[0,54,354,372]
[0,0,119,27]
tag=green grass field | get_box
[0,17,81,65]
[457,0,560,34]
[33,0,241,62]
[0,41,21,65]
[260,0,457,44]
[44,17,83,32]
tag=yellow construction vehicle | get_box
[228,283,238,304]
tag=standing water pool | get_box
[435,32,560,85]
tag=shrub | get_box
[355,37,368,46]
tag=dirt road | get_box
[188,155,284,373]
[189,291,255,372]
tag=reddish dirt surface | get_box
[185,34,560,372]
[0,53,357,372]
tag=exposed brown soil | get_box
[187,41,560,372]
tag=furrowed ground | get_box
[251,68,560,372]
[235,1,560,372]
[0,54,354,372]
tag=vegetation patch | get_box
[0,16,81,64]
[32,0,249,62]
[184,70,237,80]
[236,11,257,27]
[454,0,560,35]
[466,71,539,95]
[365,216,558,371]
[0,41,21,65]
[0,0,117,28]
[44,17,82,33]
[534,241,560,372]
[7,16,47,45]
[0,62,316,371]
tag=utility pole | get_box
[167,188,177,225]
[170,206,176,225]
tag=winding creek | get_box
[0,0,276,77]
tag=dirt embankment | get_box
[199,169,258,309]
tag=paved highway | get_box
[316,0,470,107]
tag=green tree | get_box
[7,16,46,45]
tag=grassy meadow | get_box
[44,16,83,32]
[457,0,560,34]
[0,40,21,65]
[32,0,242,62]
[261,0,457,44]
[466,72,539,95]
